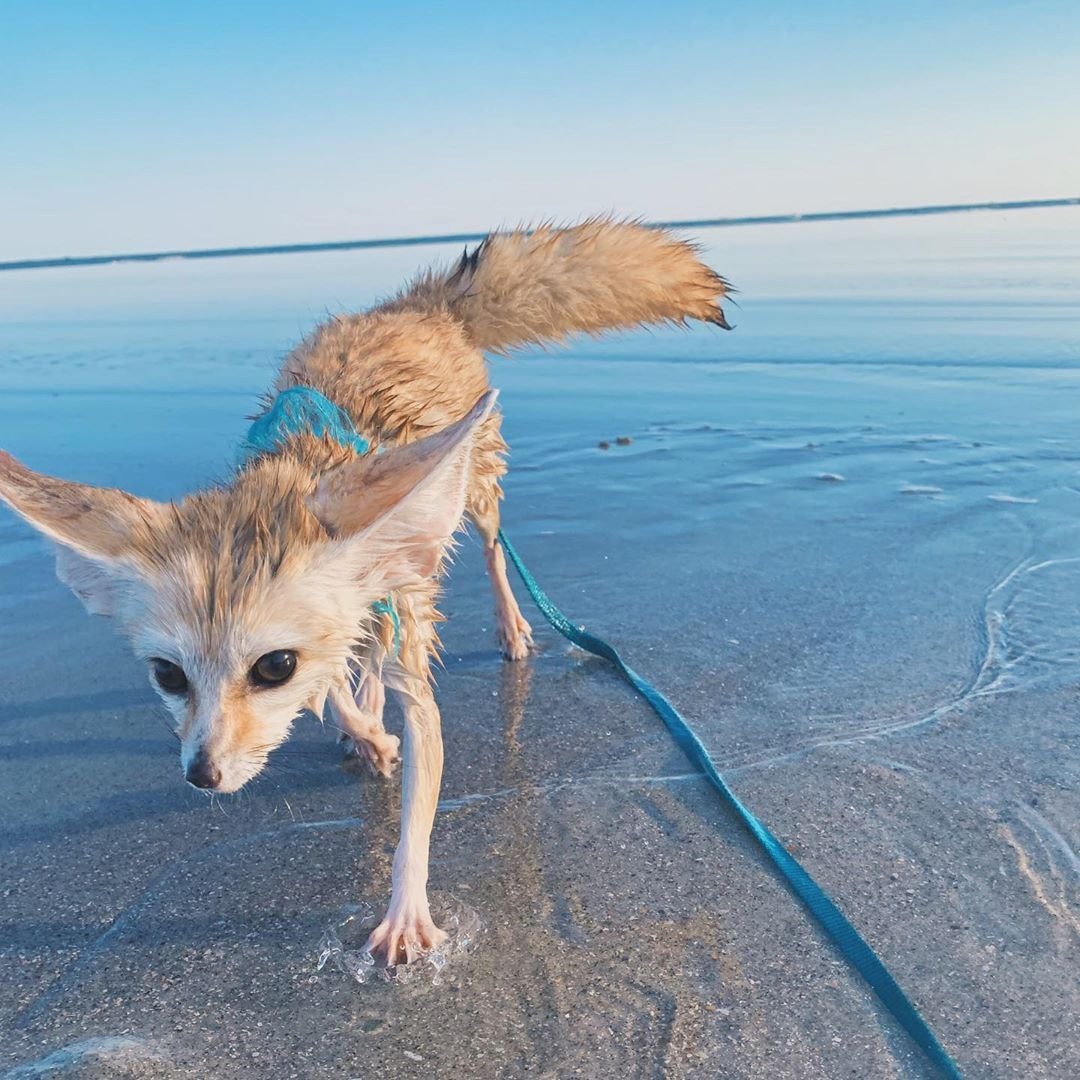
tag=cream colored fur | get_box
[0,218,729,965]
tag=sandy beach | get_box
[2,211,1079,1078]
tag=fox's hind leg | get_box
[480,519,533,661]
[468,416,533,661]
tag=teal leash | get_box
[498,528,963,1080]
[243,386,961,1075]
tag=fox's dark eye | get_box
[151,658,189,695]
[251,650,297,687]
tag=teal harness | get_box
[240,385,373,461]
[240,386,400,656]
[249,385,962,1078]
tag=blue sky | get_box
[2,1,1078,259]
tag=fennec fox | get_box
[0,219,729,963]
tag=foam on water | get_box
[978,555,1080,698]
[3,1037,163,1077]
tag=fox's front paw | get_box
[339,730,400,777]
[364,908,448,967]
[497,611,533,661]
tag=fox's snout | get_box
[184,749,222,790]
[179,734,263,794]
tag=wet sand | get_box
[2,212,1079,1077]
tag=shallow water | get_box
[1,209,1078,1078]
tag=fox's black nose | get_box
[185,753,222,790]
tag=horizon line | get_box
[3,196,1078,274]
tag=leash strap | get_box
[246,385,959,1074]
[498,528,963,1079]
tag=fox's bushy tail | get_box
[381,218,731,354]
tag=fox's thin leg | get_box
[328,674,399,777]
[364,672,448,965]
[472,502,533,661]
[466,411,533,661]
[486,532,533,661]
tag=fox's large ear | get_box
[310,391,497,589]
[0,451,164,616]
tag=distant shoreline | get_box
[3,197,1078,274]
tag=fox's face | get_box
[0,393,493,793]
[129,522,378,793]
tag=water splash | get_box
[316,893,482,987]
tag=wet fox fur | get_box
[0,219,729,964]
